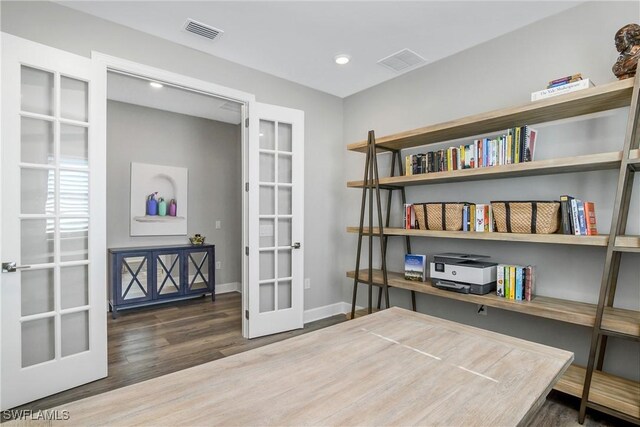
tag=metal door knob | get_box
[2,262,31,273]
[291,242,301,249]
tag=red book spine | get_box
[584,202,598,235]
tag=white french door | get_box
[247,103,304,338]
[0,34,107,409]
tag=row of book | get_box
[403,203,495,232]
[497,265,535,301]
[560,195,598,235]
[405,126,537,175]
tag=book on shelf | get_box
[404,204,416,230]
[577,201,587,236]
[560,195,575,234]
[583,202,598,235]
[405,254,427,282]
[548,73,582,87]
[497,265,535,301]
[571,199,581,236]
[531,78,595,101]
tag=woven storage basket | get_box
[414,202,470,231]
[491,201,560,234]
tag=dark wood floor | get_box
[12,293,632,426]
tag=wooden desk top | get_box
[26,307,573,426]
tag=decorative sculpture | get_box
[612,23,640,80]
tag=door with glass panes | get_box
[0,34,107,409]
[248,103,304,338]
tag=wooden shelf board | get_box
[347,79,634,153]
[615,235,640,253]
[346,270,639,336]
[347,151,623,188]
[554,365,640,420]
[347,226,610,247]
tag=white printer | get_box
[429,253,497,295]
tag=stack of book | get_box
[531,73,595,101]
[559,195,598,235]
[462,204,494,232]
[496,265,535,301]
[405,126,537,176]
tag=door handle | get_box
[2,262,31,273]
[291,242,301,249]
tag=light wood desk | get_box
[20,307,573,426]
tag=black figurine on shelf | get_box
[612,23,640,80]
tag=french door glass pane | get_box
[259,153,275,182]
[277,122,292,152]
[60,76,88,122]
[278,187,292,215]
[259,185,275,215]
[61,311,89,357]
[259,283,275,313]
[259,120,275,150]
[22,317,55,367]
[21,168,55,215]
[21,66,54,116]
[60,218,88,262]
[60,124,88,168]
[21,268,55,316]
[21,218,54,265]
[278,280,292,309]
[278,218,291,246]
[61,265,88,309]
[259,218,275,247]
[60,169,89,215]
[278,249,291,278]
[21,117,54,165]
[259,251,275,280]
[278,156,292,183]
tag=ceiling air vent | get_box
[377,48,426,72]
[183,19,224,41]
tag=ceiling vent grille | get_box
[377,48,426,72]
[183,19,224,41]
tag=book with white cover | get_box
[531,79,595,101]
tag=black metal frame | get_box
[350,131,417,317]
[578,71,640,424]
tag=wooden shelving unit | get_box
[347,226,610,247]
[347,76,640,424]
[348,79,634,152]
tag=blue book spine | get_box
[463,206,468,231]
[577,201,587,235]
[515,267,523,301]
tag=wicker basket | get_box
[414,202,470,231]
[491,201,560,234]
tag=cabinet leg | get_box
[111,307,118,320]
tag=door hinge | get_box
[245,117,249,127]
[245,182,249,192]
[245,309,249,320]
[245,246,249,256]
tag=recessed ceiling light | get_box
[335,54,350,65]
[149,82,163,89]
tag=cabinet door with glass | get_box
[114,251,153,306]
[153,249,182,300]
[184,247,215,298]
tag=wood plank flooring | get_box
[7,293,634,426]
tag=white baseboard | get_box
[216,282,241,294]
[304,302,362,324]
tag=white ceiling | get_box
[61,1,581,98]
[107,71,243,124]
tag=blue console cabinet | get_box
[109,244,215,318]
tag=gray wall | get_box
[1,1,345,310]
[107,100,241,285]
[342,1,640,380]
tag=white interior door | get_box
[248,103,304,338]
[0,34,107,409]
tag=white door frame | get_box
[90,53,256,338]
